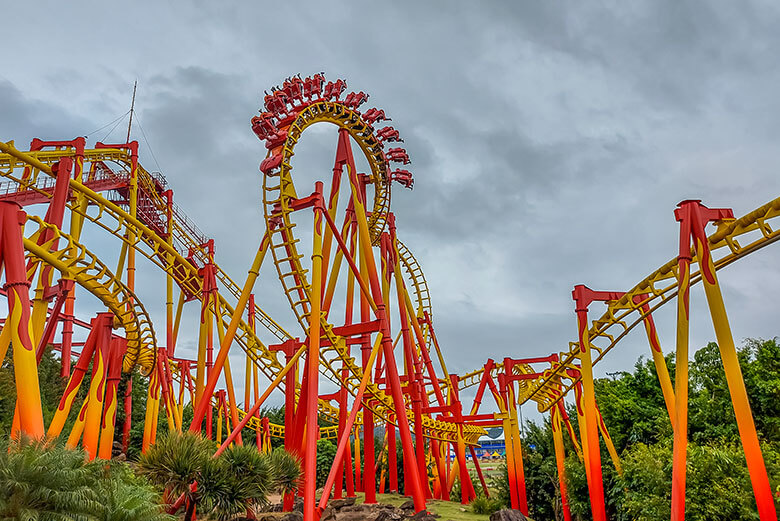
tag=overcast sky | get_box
[3,1,780,417]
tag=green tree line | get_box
[510,338,780,521]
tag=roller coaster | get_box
[1,74,778,521]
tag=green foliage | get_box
[489,464,512,509]
[200,444,273,521]
[137,431,213,512]
[316,438,338,488]
[375,436,404,494]
[471,495,503,515]
[0,437,101,521]
[270,446,302,495]
[521,420,562,520]
[92,464,174,521]
[515,337,780,521]
[137,431,300,520]
[0,436,171,521]
[621,441,780,520]
[594,355,674,450]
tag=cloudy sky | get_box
[3,1,780,416]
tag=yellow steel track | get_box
[456,196,780,413]
[1,137,483,444]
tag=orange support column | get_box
[98,337,128,460]
[676,200,777,521]
[47,324,99,438]
[143,361,161,453]
[572,285,623,521]
[62,314,112,456]
[635,295,676,424]
[0,202,44,438]
[497,381,519,510]
[387,413,398,493]
[189,230,271,433]
[505,378,528,514]
[573,384,591,485]
[79,314,113,461]
[551,402,572,521]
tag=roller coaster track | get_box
[0,142,345,425]
[0,134,482,444]
[454,195,780,414]
[7,74,780,520]
[22,216,156,373]
[261,98,483,444]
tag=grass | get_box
[354,492,509,521]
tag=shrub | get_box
[471,495,504,515]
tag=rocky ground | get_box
[256,496,530,521]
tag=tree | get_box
[0,436,171,521]
[0,437,100,521]
[270,447,302,496]
[316,438,338,488]
[138,431,301,520]
[92,464,174,521]
[621,441,780,520]
[137,431,213,521]
[200,444,273,521]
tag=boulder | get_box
[320,506,336,521]
[375,509,405,521]
[338,512,378,521]
[281,512,303,521]
[399,500,415,512]
[489,509,529,521]
[329,497,357,510]
[409,510,438,521]
[340,503,377,513]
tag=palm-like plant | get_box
[136,431,213,521]
[0,436,100,521]
[269,447,302,496]
[92,464,174,521]
[201,444,274,521]
[137,431,301,521]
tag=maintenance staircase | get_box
[0,155,289,343]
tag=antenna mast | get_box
[125,80,137,143]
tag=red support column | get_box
[47,320,100,439]
[271,340,301,511]
[302,183,325,521]
[551,400,572,521]
[0,202,44,438]
[333,367,349,499]
[387,413,398,493]
[121,376,133,454]
[360,313,377,503]
[99,337,128,459]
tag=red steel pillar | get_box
[302,182,325,521]
[0,202,44,438]
[121,376,133,454]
